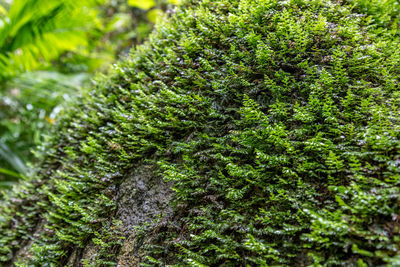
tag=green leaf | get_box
[127,0,156,10]
[0,143,26,174]
[0,168,22,179]
[0,4,7,16]
[146,8,163,23]
[168,0,181,4]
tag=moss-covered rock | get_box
[1,0,400,266]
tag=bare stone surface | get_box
[64,164,173,266]
[115,164,173,265]
[116,164,172,235]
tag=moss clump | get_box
[1,0,400,266]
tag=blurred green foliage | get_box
[0,71,89,187]
[0,0,102,79]
[0,0,177,188]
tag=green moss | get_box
[1,0,400,266]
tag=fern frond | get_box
[0,0,101,80]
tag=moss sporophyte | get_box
[1,0,400,266]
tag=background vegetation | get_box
[0,0,176,188]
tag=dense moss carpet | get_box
[1,0,399,265]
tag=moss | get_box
[1,0,400,266]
